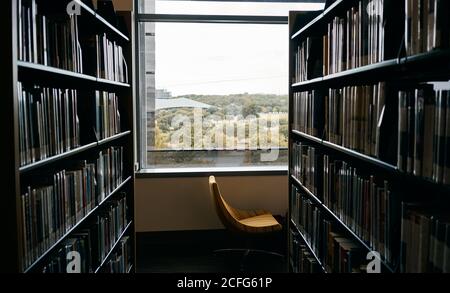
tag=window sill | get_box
[135,166,288,178]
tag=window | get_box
[137,0,325,171]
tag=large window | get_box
[137,0,325,171]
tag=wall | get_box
[112,0,133,11]
[135,175,288,232]
[89,0,132,11]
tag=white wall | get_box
[135,175,288,232]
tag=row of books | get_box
[400,203,450,273]
[326,83,385,158]
[97,196,129,262]
[289,230,322,273]
[324,229,367,273]
[293,83,386,158]
[292,91,323,137]
[294,0,450,82]
[397,87,450,185]
[291,142,320,197]
[41,234,91,273]
[20,147,125,270]
[291,142,397,264]
[17,0,129,83]
[291,188,325,260]
[96,34,128,83]
[405,0,449,56]
[40,194,129,273]
[102,236,132,273]
[323,0,385,76]
[18,0,83,72]
[293,36,323,83]
[323,155,398,265]
[94,91,122,140]
[290,187,368,273]
[18,83,80,166]
[97,147,124,202]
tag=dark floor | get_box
[136,230,287,273]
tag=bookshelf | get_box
[2,0,135,273]
[289,0,450,273]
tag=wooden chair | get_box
[208,176,284,270]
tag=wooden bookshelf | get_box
[3,0,135,273]
[289,1,450,274]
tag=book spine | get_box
[444,91,450,185]
[422,89,435,179]
[414,89,425,176]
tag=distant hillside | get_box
[178,93,288,114]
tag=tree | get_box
[243,101,259,117]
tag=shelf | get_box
[290,175,396,273]
[292,76,323,88]
[291,130,450,193]
[291,0,345,40]
[98,131,131,146]
[292,59,398,91]
[18,61,96,82]
[290,219,327,273]
[292,130,398,172]
[20,131,131,174]
[19,142,97,173]
[399,49,450,65]
[291,175,323,204]
[94,221,133,273]
[74,0,130,42]
[324,59,399,81]
[291,50,450,91]
[23,176,132,273]
[18,62,131,88]
[96,78,131,88]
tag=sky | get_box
[151,1,325,96]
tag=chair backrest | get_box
[209,176,244,233]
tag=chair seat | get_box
[239,214,282,232]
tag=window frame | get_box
[135,0,323,174]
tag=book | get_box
[400,204,450,272]
[406,0,450,56]
[20,148,124,270]
[18,0,84,72]
[397,87,449,185]
[41,193,128,273]
[18,83,81,166]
